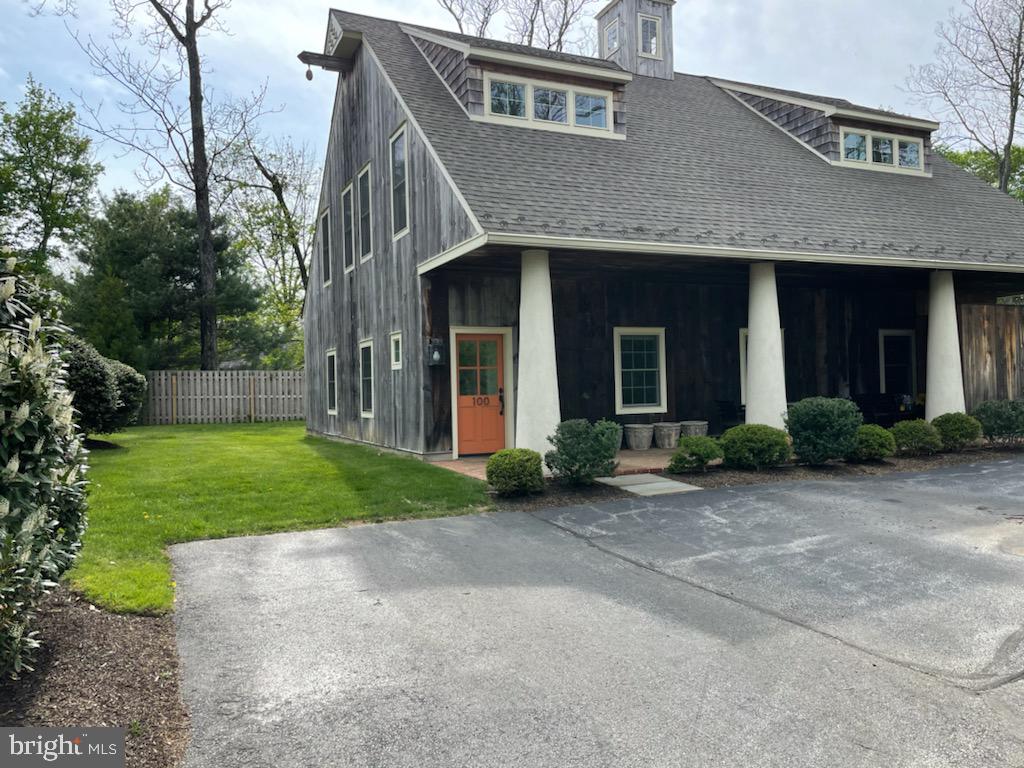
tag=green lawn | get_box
[71,422,490,614]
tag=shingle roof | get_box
[401,22,625,72]
[332,9,1024,269]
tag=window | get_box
[604,18,620,56]
[390,332,403,370]
[358,165,372,260]
[483,73,614,136]
[878,330,917,395]
[490,80,526,117]
[319,211,331,285]
[840,128,925,173]
[389,126,409,238]
[575,94,607,128]
[326,350,337,414]
[359,340,373,418]
[534,87,568,123]
[739,328,786,406]
[639,14,661,59]
[342,183,355,272]
[613,327,667,415]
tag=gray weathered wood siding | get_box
[411,37,485,116]
[597,0,675,80]
[734,92,837,157]
[304,40,479,454]
[960,303,1024,408]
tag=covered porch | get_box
[420,245,1024,459]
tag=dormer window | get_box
[604,18,620,56]
[639,14,661,59]
[484,73,618,138]
[840,128,925,174]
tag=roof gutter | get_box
[417,231,1024,275]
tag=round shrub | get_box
[931,412,983,452]
[719,424,791,471]
[1,258,88,678]
[486,449,543,496]
[971,400,1024,446]
[846,424,896,463]
[64,336,118,435]
[107,359,147,430]
[667,436,723,474]
[889,419,942,456]
[544,419,621,485]
[784,397,863,465]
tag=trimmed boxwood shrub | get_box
[667,436,723,474]
[889,419,942,456]
[846,424,896,463]
[544,419,621,485]
[785,397,863,465]
[931,412,983,452]
[64,337,146,435]
[719,424,791,470]
[1,258,88,678]
[486,449,543,496]
[971,400,1024,446]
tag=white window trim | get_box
[320,210,332,287]
[480,71,619,139]
[838,127,926,175]
[739,328,786,406]
[613,327,668,416]
[878,329,917,394]
[389,124,410,242]
[390,331,403,370]
[638,13,662,60]
[604,17,620,57]
[325,348,338,415]
[359,338,374,418]
[357,164,373,262]
[341,182,355,274]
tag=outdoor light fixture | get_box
[305,65,313,81]
[427,338,446,366]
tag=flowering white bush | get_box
[1,257,88,678]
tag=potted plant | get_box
[623,423,654,450]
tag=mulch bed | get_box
[0,588,189,768]
[494,479,631,511]
[665,446,1024,490]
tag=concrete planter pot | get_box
[653,422,682,449]
[624,424,654,451]
[680,420,709,437]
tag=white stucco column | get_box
[925,270,967,420]
[515,249,561,455]
[746,262,788,430]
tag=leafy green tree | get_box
[0,77,102,275]
[65,188,258,370]
[937,144,1024,202]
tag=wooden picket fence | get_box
[141,370,304,425]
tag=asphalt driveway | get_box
[172,459,1024,767]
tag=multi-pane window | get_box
[358,166,372,260]
[320,211,331,285]
[326,350,337,414]
[342,184,354,271]
[614,327,666,414]
[575,94,607,128]
[390,127,409,237]
[486,75,613,135]
[842,129,924,172]
[605,18,620,55]
[359,340,373,417]
[490,81,526,117]
[534,87,568,123]
[640,15,660,58]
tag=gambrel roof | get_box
[329,9,1024,272]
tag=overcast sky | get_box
[0,0,954,193]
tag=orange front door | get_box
[456,334,506,455]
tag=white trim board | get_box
[448,326,515,460]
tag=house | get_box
[300,1,1024,461]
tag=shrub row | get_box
[65,337,147,435]
[971,400,1024,446]
[1,259,89,679]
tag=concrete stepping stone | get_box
[596,473,701,496]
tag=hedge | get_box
[719,424,791,470]
[544,419,621,485]
[486,449,544,496]
[785,397,863,465]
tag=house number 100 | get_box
[475,397,490,406]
